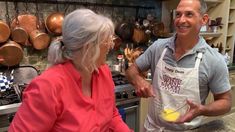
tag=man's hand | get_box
[174,99,202,124]
[125,63,155,98]
[134,79,155,98]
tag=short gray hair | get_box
[199,0,207,14]
[47,9,114,72]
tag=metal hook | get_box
[5,0,10,25]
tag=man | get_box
[126,0,232,131]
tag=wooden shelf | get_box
[229,20,235,24]
[200,32,222,37]
[206,0,224,13]
[205,0,223,3]
[227,34,234,37]
[226,46,232,52]
[162,0,235,63]
[167,32,222,38]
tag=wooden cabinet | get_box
[162,0,235,63]
[229,70,235,113]
[139,98,149,132]
[226,0,235,63]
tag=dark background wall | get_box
[0,0,162,72]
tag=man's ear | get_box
[202,13,209,26]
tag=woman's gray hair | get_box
[47,9,114,72]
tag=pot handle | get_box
[35,0,41,30]
[13,1,20,26]
[5,0,10,25]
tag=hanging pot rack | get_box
[1,0,155,10]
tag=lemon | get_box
[161,108,180,122]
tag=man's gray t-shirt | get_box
[136,35,231,104]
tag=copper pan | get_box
[113,34,122,50]
[132,28,150,44]
[0,20,10,43]
[11,18,28,45]
[45,12,64,36]
[29,1,50,50]
[29,29,50,50]
[11,2,28,45]
[0,40,23,66]
[152,22,165,37]
[116,22,134,41]
[11,14,45,38]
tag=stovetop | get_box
[0,88,20,106]
[0,74,134,113]
[112,73,129,86]
[112,73,139,103]
[0,84,27,116]
[0,84,26,106]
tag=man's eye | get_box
[175,13,181,18]
[186,12,193,17]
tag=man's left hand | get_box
[175,99,203,124]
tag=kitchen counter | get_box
[188,112,235,132]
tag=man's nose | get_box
[178,15,186,23]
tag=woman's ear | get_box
[202,13,209,26]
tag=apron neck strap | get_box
[160,48,202,68]
[160,48,167,61]
[195,52,203,68]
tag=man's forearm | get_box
[125,63,144,86]
[200,91,232,116]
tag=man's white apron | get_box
[144,48,203,131]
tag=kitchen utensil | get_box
[132,28,150,44]
[113,34,122,50]
[152,22,165,37]
[45,0,64,35]
[29,1,50,50]
[160,101,188,122]
[0,0,11,43]
[0,41,23,66]
[115,10,134,42]
[10,1,44,46]
[0,20,10,43]
[11,1,28,45]
[45,12,64,35]
[116,22,134,41]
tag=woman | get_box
[9,9,131,132]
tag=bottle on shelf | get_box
[218,42,223,53]
[223,52,231,66]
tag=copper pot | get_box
[29,29,50,50]
[0,20,10,43]
[45,12,64,35]
[152,22,165,37]
[11,14,43,46]
[11,14,45,36]
[132,28,150,44]
[11,20,28,45]
[113,34,122,50]
[0,40,23,66]
[116,22,134,41]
